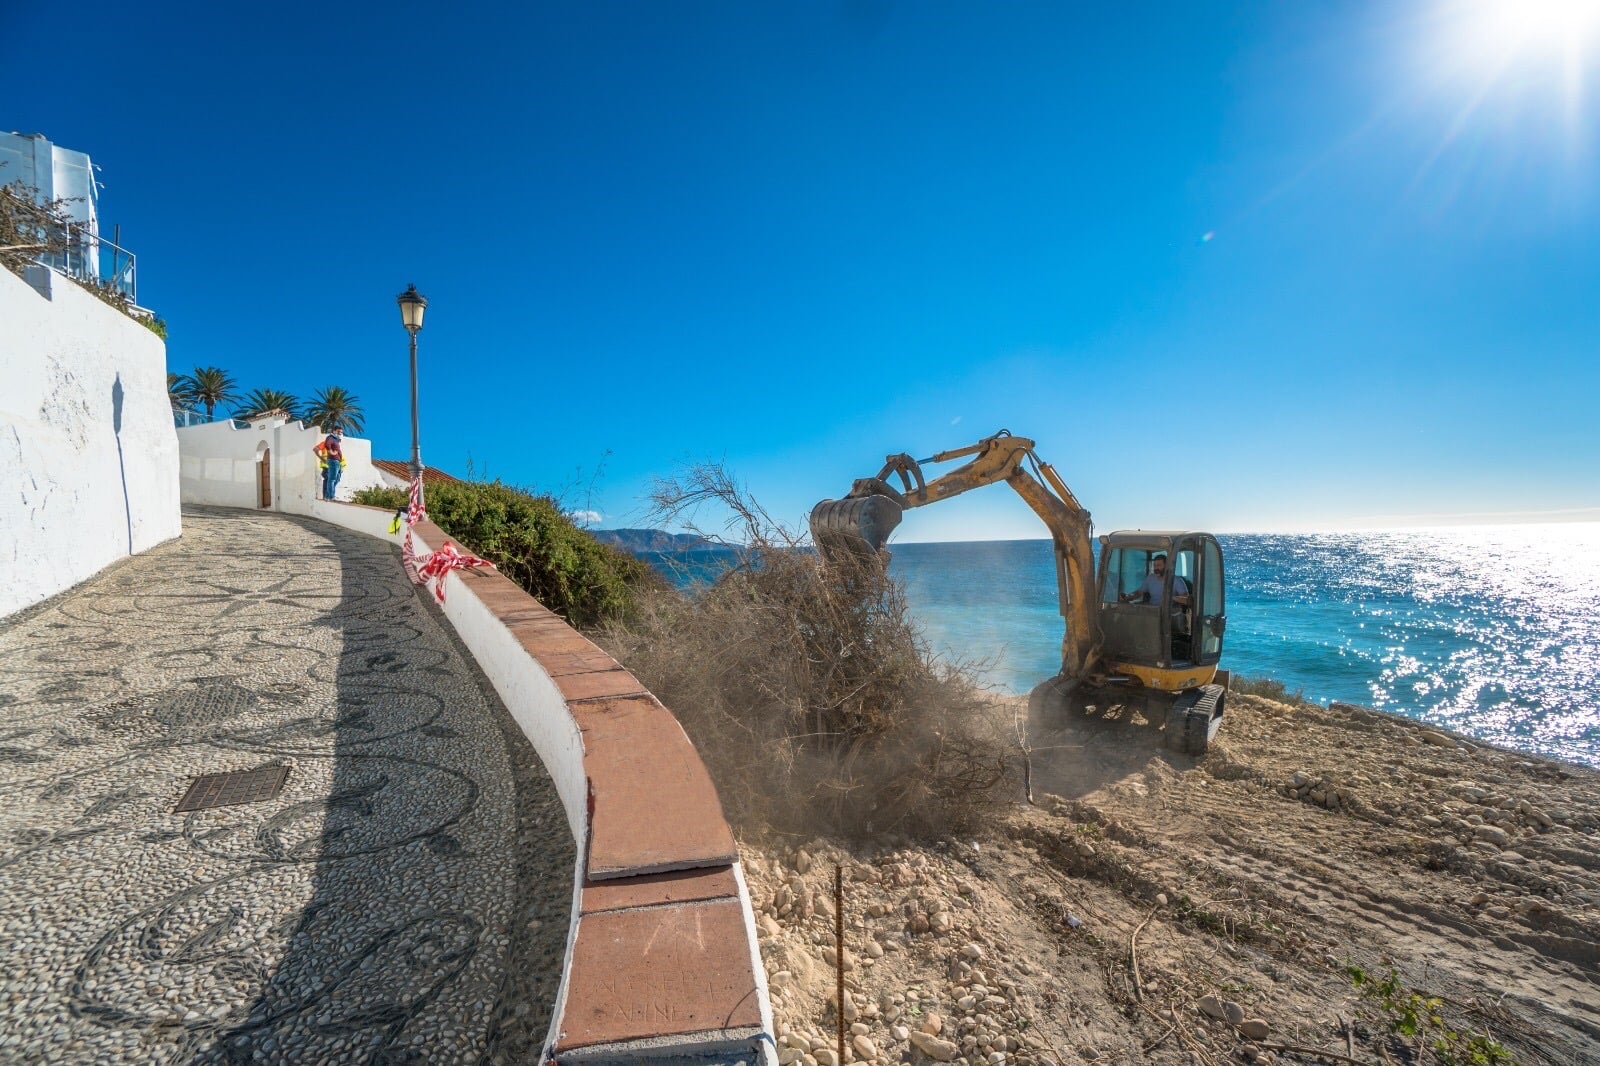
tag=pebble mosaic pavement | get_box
[0,507,574,1064]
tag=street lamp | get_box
[396,284,428,482]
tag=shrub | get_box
[1231,674,1309,705]
[596,463,1014,840]
[1346,965,1517,1065]
[351,481,655,628]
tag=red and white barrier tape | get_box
[414,540,494,602]
[397,476,492,601]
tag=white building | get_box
[0,263,181,618]
[0,130,96,234]
[177,413,388,514]
[0,130,137,301]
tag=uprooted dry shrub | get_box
[597,463,1017,840]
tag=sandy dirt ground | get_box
[743,693,1600,1066]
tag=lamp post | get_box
[396,284,428,482]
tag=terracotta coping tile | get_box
[555,897,761,1051]
[515,627,604,658]
[581,866,740,915]
[537,647,628,678]
[575,696,736,879]
[555,668,650,705]
[460,575,514,598]
[414,519,450,540]
[504,616,571,638]
[473,586,547,619]
[488,608,557,629]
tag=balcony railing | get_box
[46,221,138,304]
[3,185,139,305]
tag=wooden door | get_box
[258,449,271,508]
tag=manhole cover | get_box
[174,765,290,812]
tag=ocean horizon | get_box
[640,522,1600,769]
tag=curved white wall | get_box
[0,268,181,618]
[178,417,387,513]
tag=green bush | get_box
[351,481,655,629]
[1346,965,1517,1065]
[1230,674,1309,705]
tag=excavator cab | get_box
[1096,531,1228,754]
[1097,531,1226,682]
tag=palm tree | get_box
[181,366,240,422]
[236,388,300,420]
[167,372,195,414]
[304,386,365,435]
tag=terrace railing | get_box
[49,221,138,304]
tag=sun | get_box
[1412,0,1600,157]
[1490,0,1600,43]
[1441,0,1600,68]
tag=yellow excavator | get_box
[810,430,1229,755]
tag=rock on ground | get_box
[742,691,1600,1066]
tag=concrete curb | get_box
[308,500,775,1066]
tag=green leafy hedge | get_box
[352,481,655,628]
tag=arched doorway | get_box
[257,447,272,508]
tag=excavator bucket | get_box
[809,495,903,561]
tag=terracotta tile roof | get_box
[372,459,460,486]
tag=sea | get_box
[639,525,1600,769]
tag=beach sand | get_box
[745,693,1600,1065]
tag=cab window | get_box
[1171,549,1195,595]
[1202,541,1223,615]
[1102,548,1153,603]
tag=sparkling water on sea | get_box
[886,526,1600,768]
[640,524,1600,766]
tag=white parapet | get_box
[0,266,181,618]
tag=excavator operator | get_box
[1123,553,1192,659]
[1121,553,1190,608]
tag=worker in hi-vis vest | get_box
[313,432,343,500]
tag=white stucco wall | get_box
[375,466,409,490]
[0,267,182,619]
[177,417,387,514]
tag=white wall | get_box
[177,417,387,514]
[0,267,182,618]
[375,465,409,490]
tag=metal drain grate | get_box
[173,765,290,812]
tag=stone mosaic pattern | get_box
[0,507,573,1064]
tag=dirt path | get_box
[745,693,1600,1066]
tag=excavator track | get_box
[1164,683,1226,756]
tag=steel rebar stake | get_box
[835,864,845,1066]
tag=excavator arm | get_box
[810,431,1102,683]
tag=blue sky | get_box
[7,1,1599,540]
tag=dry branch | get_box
[599,461,1014,838]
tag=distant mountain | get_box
[589,528,738,554]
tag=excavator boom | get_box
[810,431,1102,682]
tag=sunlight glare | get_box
[1410,0,1600,178]
[1445,0,1600,68]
